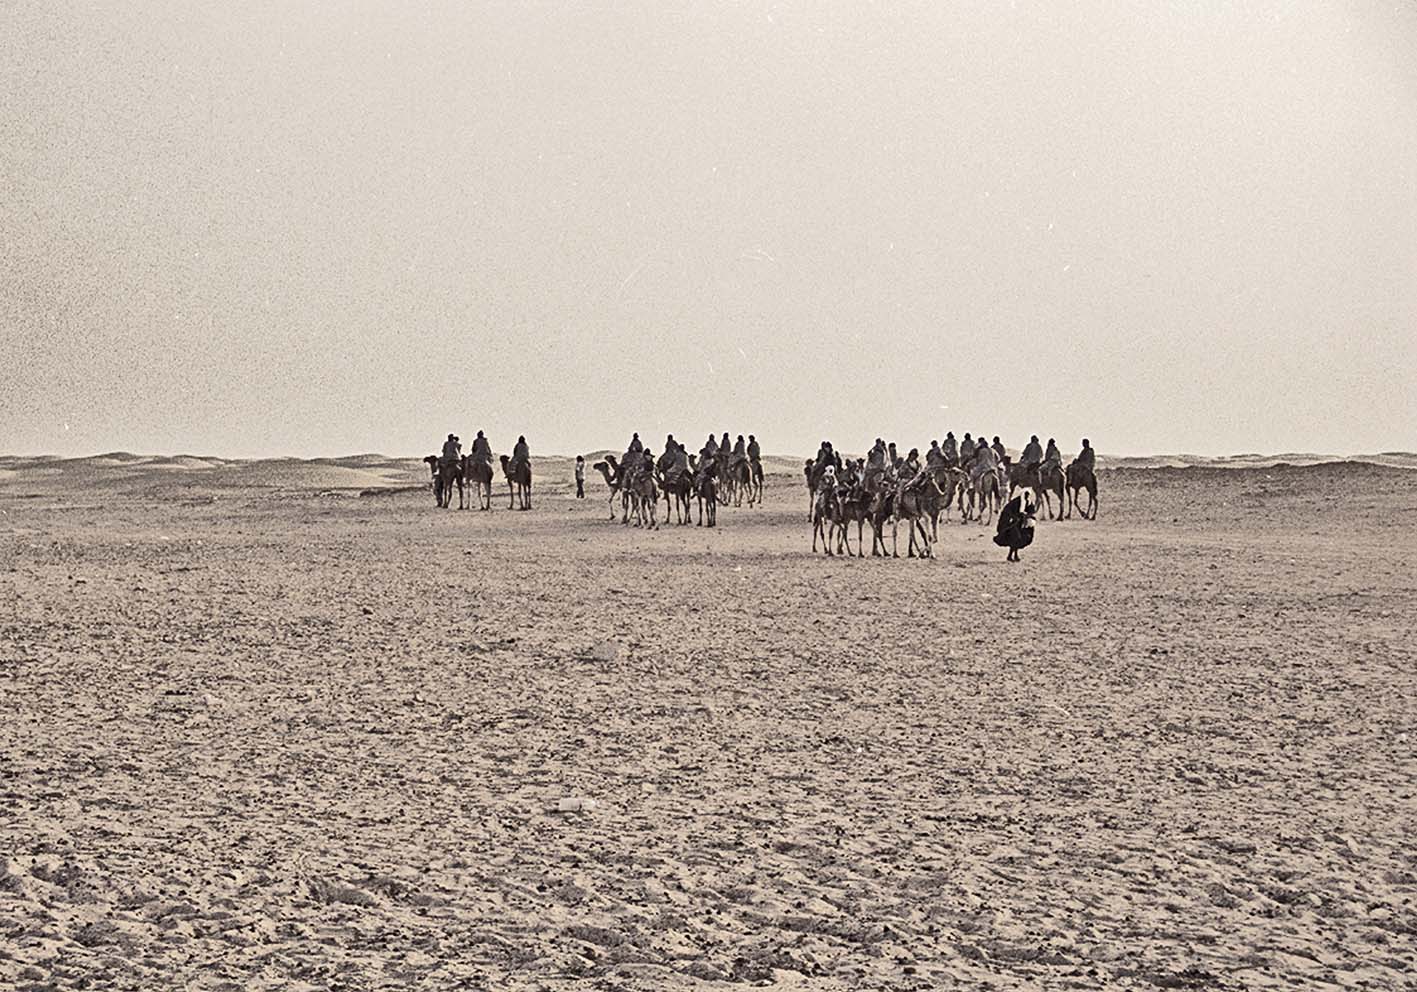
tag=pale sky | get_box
[4,1,1415,458]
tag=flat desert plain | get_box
[2,454,1415,991]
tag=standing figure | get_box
[994,494,1037,562]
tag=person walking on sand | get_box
[574,455,585,498]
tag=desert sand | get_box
[2,454,1415,990]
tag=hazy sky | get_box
[4,1,1415,458]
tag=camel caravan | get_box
[424,431,532,510]
[594,432,764,530]
[806,434,1098,559]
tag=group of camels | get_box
[422,450,531,510]
[593,435,765,530]
[806,442,1098,559]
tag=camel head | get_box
[423,455,439,477]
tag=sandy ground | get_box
[2,457,1415,990]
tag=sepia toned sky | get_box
[4,1,1415,458]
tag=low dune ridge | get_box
[0,451,1412,499]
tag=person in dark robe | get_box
[512,435,529,470]
[747,435,761,463]
[628,433,643,453]
[993,494,1036,562]
[942,431,959,467]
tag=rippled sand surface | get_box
[3,460,1414,990]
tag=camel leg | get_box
[916,519,933,558]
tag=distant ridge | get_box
[0,451,1412,498]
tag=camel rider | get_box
[971,439,1000,482]
[864,439,888,491]
[927,440,945,469]
[901,448,921,479]
[991,436,1007,464]
[959,433,976,466]
[471,431,492,463]
[668,441,689,476]
[732,434,747,467]
[1021,435,1043,470]
[628,432,643,454]
[1076,438,1095,472]
[719,433,732,461]
[440,434,461,468]
[512,435,529,472]
[1044,438,1062,468]
[887,442,900,470]
[747,434,761,463]
[702,434,719,462]
[942,432,958,467]
[866,439,886,470]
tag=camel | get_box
[592,458,624,521]
[923,465,967,537]
[499,455,532,510]
[422,455,465,509]
[621,462,659,529]
[868,488,896,557]
[720,457,753,508]
[464,453,494,511]
[659,467,694,525]
[1066,462,1098,519]
[887,475,947,558]
[694,460,719,527]
[832,483,873,558]
[1006,460,1046,515]
[1036,462,1066,520]
[964,468,1002,526]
